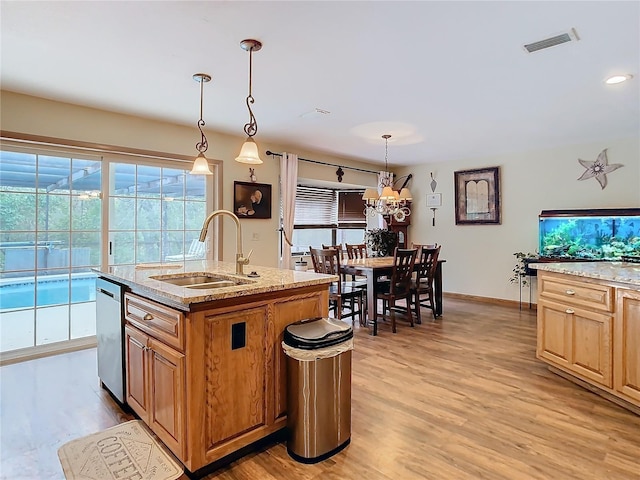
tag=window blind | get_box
[338,191,366,224]
[294,186,337,226]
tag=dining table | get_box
[341,256,445,336]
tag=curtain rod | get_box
[265,150,379,175]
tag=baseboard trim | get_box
[0,336,97,366]
[443,292,537,310]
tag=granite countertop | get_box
[529,261,640,287]
[94,260,336,309]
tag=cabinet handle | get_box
[565,289,575,295]
[143,313,153,321]
[565,309,575,314]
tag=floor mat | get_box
[57,420,183,480]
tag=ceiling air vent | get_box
[523,28,580,53]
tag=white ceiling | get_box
[1,1,638,167]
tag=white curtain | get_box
[280,152,298,269]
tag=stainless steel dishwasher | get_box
[96,277,126,403]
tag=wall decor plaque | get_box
[454,166,500,225]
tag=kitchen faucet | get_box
[199,210,252,275]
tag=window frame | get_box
[0,134,221,362]
[291,186,365,254]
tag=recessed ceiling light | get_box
[605,74,633,85]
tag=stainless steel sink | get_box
[149,273,255,289]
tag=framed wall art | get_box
[233,181,272,219]
[426,193,442,207]
[454,166,500,225]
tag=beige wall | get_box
[0,91,380,269]
[2,91,638,302]
[398,137,640,303]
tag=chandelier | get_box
[362,134,413,222]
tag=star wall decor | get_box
[577,148,623,190]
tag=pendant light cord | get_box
[384,136,389,171]
[243,46,258,138]
[381,134,392,187]
[196,76,208,154]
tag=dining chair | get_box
[309,247,365,326]
[345,243,368,260]
[322,243,348,281]
[343,242,370,317]
[344,243,369,278]
[410,245,441,323]
[323,243,366,284]
[321,243,345,255]
[411,242,438,250]
[375,247,418,333]
[325,241,369,307]
[329,243,369,310]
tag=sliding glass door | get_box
[0,144,212,358]
[0,147,103,353]
[108,162,207,267]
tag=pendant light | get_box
[235,39,263,165]
[362,134,413,221]
[190,73,213,175]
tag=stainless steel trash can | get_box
[283,317,353,463]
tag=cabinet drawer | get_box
[539,273,614,313]
[124,293,185,351]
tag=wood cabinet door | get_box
[202,306,267,449]
[571,306,613,388]
[125,325,149,419]
[537,299,572,369]
[538,299,613,388]
[615,289,640,404]
[148,337,186,459]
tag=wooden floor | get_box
[1,298,639,480]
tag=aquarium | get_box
[539,208,640,261]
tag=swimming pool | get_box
[0,274,97,310]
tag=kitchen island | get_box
[531,261,640,414]
[96,260,336,473]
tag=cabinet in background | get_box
[537,271,639,413]
[615,288,640,404]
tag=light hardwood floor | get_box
[1,297,639,480]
